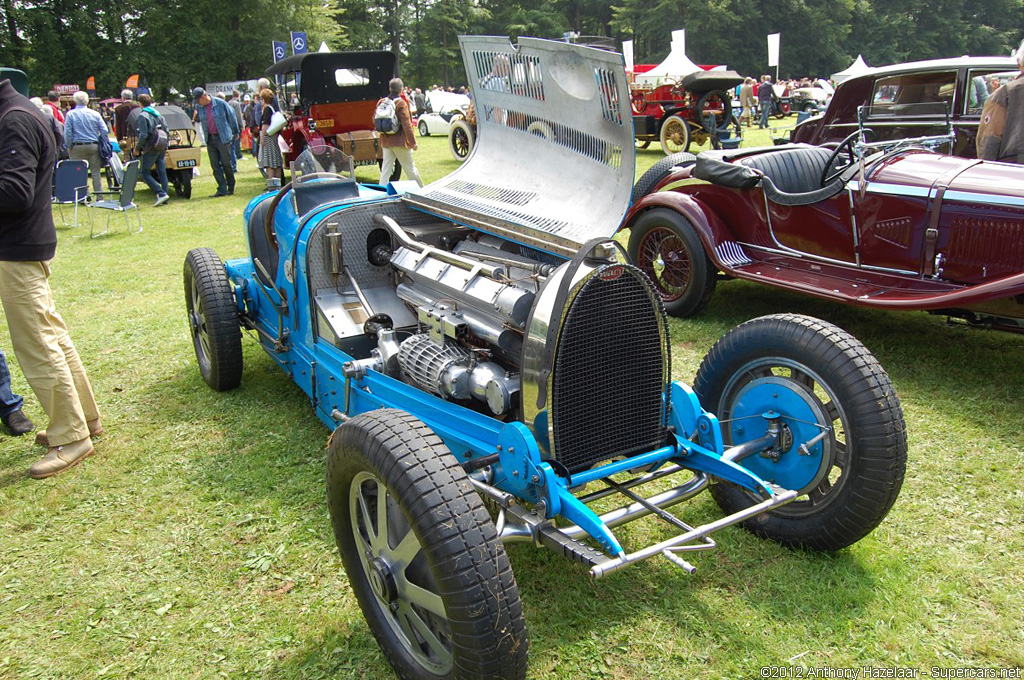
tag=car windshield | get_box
[293,145,355,186]
[291,145,360,218]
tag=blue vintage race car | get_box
[184,37,907,680]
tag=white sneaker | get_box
[154,194,170,207]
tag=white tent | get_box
[832,55,870,84]
[634,45,701,88]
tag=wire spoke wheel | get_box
[659,114,691,154]
[627,209,716,317]
[637,226,691,301]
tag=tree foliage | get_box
[1,0,1021,96]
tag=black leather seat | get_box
[737,146,834,194]
[247,199,279,287]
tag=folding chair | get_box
[89,160,142,237]
[52,159,93,229]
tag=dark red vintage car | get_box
[623,134,1024,334]
[791,56,1017,158]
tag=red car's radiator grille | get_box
[947,216,1024,273]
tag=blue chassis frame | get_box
[222,189,817,570]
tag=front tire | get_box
[327,410,528,680]
[693,314,907,551]
[183,248,242,391]
[659,114,691,155]
[627,209,717,317]
[448,120,474,161]
[418,120,429,137]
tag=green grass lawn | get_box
[1,125,1022,679]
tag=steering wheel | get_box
[820,132,860,186]
[263,181,293,250]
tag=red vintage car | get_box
[623,132,1024,334]
[264,51,397,167]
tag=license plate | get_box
[315,119,334,129]
[176,159,197,168]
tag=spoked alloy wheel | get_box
[693,314,907,551]
[350,469,452,674]
[628,209,716,317]
[327,410,528,680]
[183,248,242,391]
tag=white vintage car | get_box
[416,90,471,137]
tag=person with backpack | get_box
[134,93,170,206]
[376,78,423,187]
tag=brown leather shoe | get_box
[28,437,95,479]
[2,409,34,435]
[35,418,103,447]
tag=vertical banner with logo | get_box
[86,76,96,96]
[126,74,140,89]
[272,41,287,63]
[622,40,634,80]
[767,33,780,80]
[272,40,288,90]
[291,31,307,55]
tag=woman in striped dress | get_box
[258,88,284,181]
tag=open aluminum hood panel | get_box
[403,36,635,258]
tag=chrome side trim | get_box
[846,181,931,198]
[943,190,1024,208]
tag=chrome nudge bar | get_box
[486,463,798,578]
[590,487,798,578]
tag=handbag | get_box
[268,109,288,135]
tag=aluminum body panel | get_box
[404,36,636,258]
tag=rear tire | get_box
[627,209,717,317]
[327,410,529,680]
[693,314,907,551]
[180,171,192,199]
[183,248,242,391]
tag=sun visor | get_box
[403,36,635,258]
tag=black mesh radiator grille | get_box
[551,264,669,474]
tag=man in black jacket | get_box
[0,77,103,479]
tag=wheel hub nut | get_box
[367,556,397,603]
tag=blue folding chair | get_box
[89,160,142,237]
[52,159,92,229]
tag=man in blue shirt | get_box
[63,90,108,192]
[192,87,239,196]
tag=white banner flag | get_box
[767,33,780,67]
[623,40,634,74]
[671,29,686,54]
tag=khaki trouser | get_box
[0,260,98,446]
[69,143,104,193]
[379,146,424,187]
